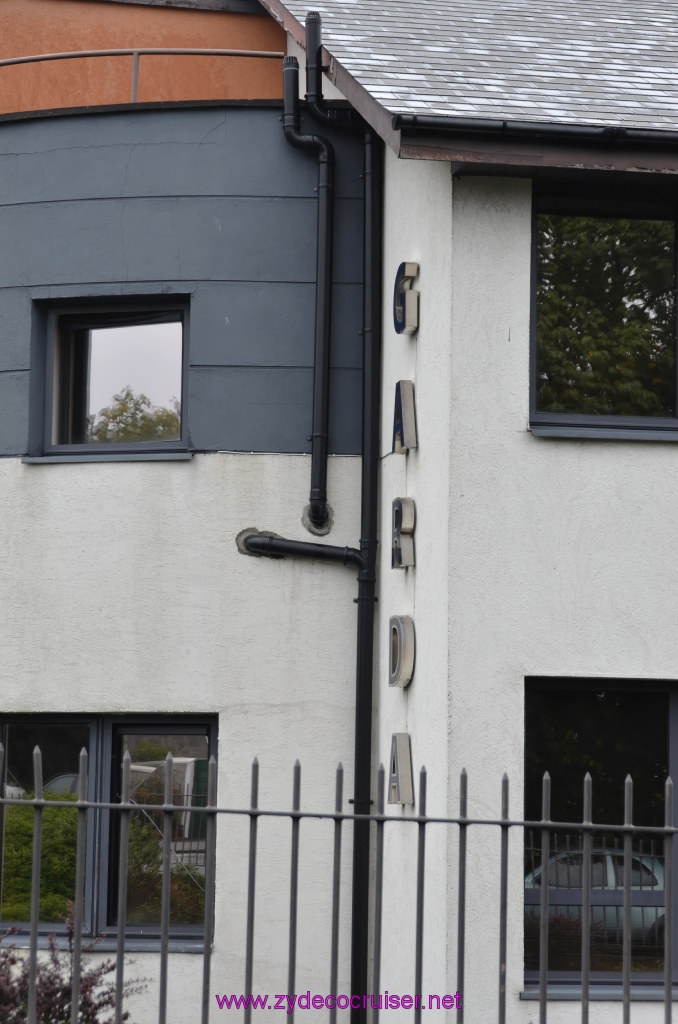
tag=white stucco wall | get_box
[377,163,677,1022]
[448,175,675,1024]
[377,148,456,1010]
[0,451,361,1022]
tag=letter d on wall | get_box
[389,615,415,687]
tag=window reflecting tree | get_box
[536,215,676,417]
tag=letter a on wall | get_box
[388,733,414,805]
[392,381,418,453]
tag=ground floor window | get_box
[525,679,671,978]
[0,715,216,941]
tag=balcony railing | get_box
[0,46,285,104]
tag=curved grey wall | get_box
[0,105,364,455]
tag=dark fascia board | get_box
[69,0,266,14]
[398,127,678,176]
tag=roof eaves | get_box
[256,0,678,170]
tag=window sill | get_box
[22,452,193,464]
[2,933,205,954]
[530,425,678,442]
[521,984,677,1002]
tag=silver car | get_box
[525,847,665,945]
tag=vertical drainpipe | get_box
[349,128,382,1024]
[282,55,334,532]
[299,20,383,1018]
[282,31,383,1020]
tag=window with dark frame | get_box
[531,181,678,439]
[524,679,673,982]
[46,304,187,454]
[0,716,216,943]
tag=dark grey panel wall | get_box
[0,106,364,456]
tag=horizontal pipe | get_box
[243,533,364,569]
[0,47,284,68]
[392,112,678,146]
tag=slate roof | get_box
[264,0,678,133]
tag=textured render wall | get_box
[377,149,455,1008]
[0,451,361,1021]
[448,176,674,1024]
[377,166,678,1023]
[0,102,365,1020]
[0,106,364,455]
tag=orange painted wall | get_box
[0,0,286,114]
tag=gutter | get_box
[392,112,678,147]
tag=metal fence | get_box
[1,747,676,1024]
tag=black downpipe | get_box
[250,35,382,1024]
[304,12,356,128]
[349,128,381,1024]
[283,55,334,531]
[302,24,382,1019]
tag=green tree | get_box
[536,215,676,416]
[88,386,180,443]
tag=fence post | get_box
[287,762,301,1024]
[71,747,89,1024]
[329,764,344,1024]
[244,758,259,1024]
[414,768,427,1024]
[27,746,44,1024]
[581,773,592,1024]
[158,753,174,1024]
[498,774,509,1024]
[201,755,218,1024]
[371,765,385,1024]
[665,776,673,1024]
[622,775,633,1024]
[457,769,467,1024]
[114,750,132,1024]
[539,772,551,1024]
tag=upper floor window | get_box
[44,303,187,456]
[531,181,678,440]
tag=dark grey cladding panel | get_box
[328,368,362,455]
[0,196,362,288]
[188,365,315,452]
[188,365,361,454]
[0,291,31,371]
[0,372,30,455]
[0,106,364,455]
[189,282,362,369]
[0,198,313,287]
[0,108,364,203]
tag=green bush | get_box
[1,797,78,923]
